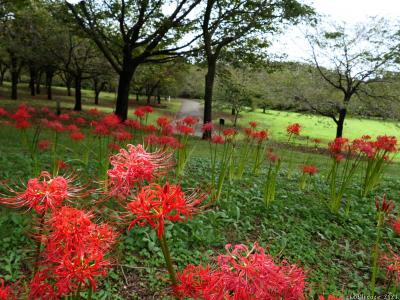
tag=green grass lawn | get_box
[215,108,400,143]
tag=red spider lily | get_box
[107,142,120,152]
[329,137,349,155]
[107,144,173,198]
[175,243,306,300]
[302,165,318,175]
[127,182,207,238]
[91,121,109,136]
[287,123,301,135]
[202,122,214,133]
[38,140,51,151]
[0,107,8,117]
[57,160,67,171]
[157,116,171,128]
[146,135,181,149]
[142,105,154,113]
[112,129,132,142]
[70,131,85,141]
[352,138,375,158]
[88,108,100,115]
[0,171,81,214]
[249,121,257,128]
[58,113,70,121]
[176,124,194,135]
[11,104,31,121]
[243,128,253,138]
[319,296,343,300]
[0,278,14,300]
[65,124,79,132]
[124,119,141,130]
[143,124,157,133]
[15,119,30,129]
[30,206,117,298]
[182,115,198,126]
[222,128,237,137]
[134,108,145,118]
[211,135,224,144]
[266,149,279,162]
[100,113,120,128]
[380,246,400,286]
[29,270,57,300]
[375,135,397,153]
[161,123,174,136]
[251,130,268,143]
[375,194,395,214]
[46,120,65,133]
[75,117,86,125]
[392,218,400,235]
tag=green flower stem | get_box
[370,211,384,296]
[158,233,177,286]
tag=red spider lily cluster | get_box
[107,144,173,198]
[328,137,349,161]
[302,165,318,175]
[30,206,117,299]
[0,279,14,300]
[286,123,301,136]
[266,149,280,162]
[175,243,306,300]
[0,171,81,214]
[375,194,395,214]
[127,182,207,238]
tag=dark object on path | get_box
[219,118,225,126]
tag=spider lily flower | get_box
[286,123,301,135]
[30,206,117,298]
[0,278,14,300]
[0,171,82,214]
[106,144,173,199]
[127,182,207,238]
[175,243,306,299]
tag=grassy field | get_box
[0,87,399,298]
[214,108,400,143]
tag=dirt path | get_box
[176,98,203,136]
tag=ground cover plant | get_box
[0,99,399,300]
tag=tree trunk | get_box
[147,94,151,104]
[36,70,42,94]
[29,65,36,96]
[10,54,19,100]
[46,69,54,100]
[263,107,266,113]
[203,57,217,139]
[93,78,99,105]
[233,110,239,127]
[115,51,137,120]
[136,93,139,102]
[231,107,235,116]
[0,69,6,86]
[74,75,82,111]
[336,107,347,138]
[157,92,161,105]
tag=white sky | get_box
[271,0,400,60]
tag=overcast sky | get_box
[269,0,400,60]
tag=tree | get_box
[307,20,400,137]
[216,65,253,126]
[199,0,313,137]
[65,0,201,120]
